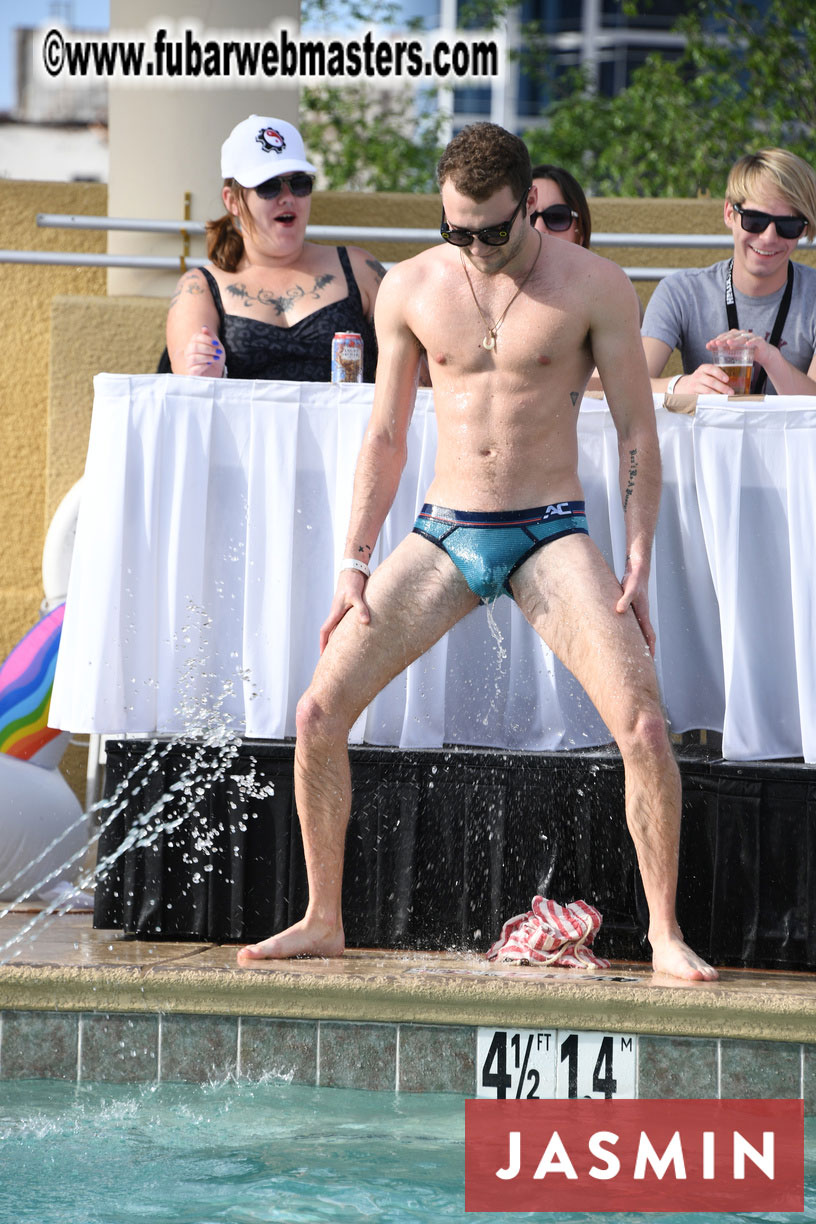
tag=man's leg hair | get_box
[237,534,479,962]
[511,532,717,982]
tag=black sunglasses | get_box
[530,205,579,232]
[733,202,807,241]
[440,191,529,247]
[254,173,314,200]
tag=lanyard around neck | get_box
[725,259,794,394]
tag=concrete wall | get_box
[0,180,107,654]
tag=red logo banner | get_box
[465,1098,803,1212]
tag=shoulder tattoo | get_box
[168,272,204,312]
[366,258,387,284]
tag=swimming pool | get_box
[0,1079,813,1223]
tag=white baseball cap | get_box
[220,115,317,188]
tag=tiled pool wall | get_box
[1,1010,815,1106]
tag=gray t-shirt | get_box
[641,258,816,393]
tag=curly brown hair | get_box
[436,122,531,202]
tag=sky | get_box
[1,0,109,113]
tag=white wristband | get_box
[666,374,683,393]
[339,558,371,578]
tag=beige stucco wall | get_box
[0,181,107,656]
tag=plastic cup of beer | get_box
[713,345,754,395]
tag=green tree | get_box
[524,0,816,197]
[300,86,445,192]
[300,0,446,191]
[303,0,816,196]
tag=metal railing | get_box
[35,213,744,248]
[0,210,786,279]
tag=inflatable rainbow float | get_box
[0,602,66,765]
[0,482,90,903]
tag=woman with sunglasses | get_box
[165,115,381,381]
[530,163,591,249]
[530,163,643,385]
[642,148,816,396]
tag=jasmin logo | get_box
[465,1099,803,1212]
[499,1125,773,1180]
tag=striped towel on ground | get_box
[486,896,610,969]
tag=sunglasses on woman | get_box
[440,191,529,246]
[254,173,314,200]
[733,202,807,240]
[530,205,579,232]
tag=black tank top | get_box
[197,247,377,382]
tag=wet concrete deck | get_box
[1,912,815,1044]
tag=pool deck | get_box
[1,911,815,1045]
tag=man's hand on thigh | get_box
[320,571,370,654]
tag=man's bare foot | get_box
[651,933,718,981]
[236,917,345,964]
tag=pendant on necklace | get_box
[482,333,496,350]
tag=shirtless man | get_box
[238,122,717,982]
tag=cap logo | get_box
[256,127,286,155]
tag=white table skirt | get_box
[49,375,816,761]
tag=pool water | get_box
[0,1079,813,1223]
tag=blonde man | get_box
[643,148,816,395]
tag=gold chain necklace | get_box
[460,230,542,350]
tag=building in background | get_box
[427,0,688,136]
[1,25,108,181]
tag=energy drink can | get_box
[331,332,364,383]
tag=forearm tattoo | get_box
[226,274,335,316]
[623,447,638,512]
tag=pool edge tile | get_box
[239,1017,317,1085]
[0,1009,79,1080]
[160,1013,238,1082]
[80,1012,159,1083]
[720,1038,801,1099]
[398,1023,476,1094]
[637,1035,719,1099]
[318,1021,398,1090]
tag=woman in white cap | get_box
[165,115,382,381]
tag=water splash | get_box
[0,598,273,965]
[481,597,508,726]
